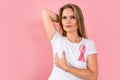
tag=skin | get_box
[42,8,98,80]
[62,8,81,43]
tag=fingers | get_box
[55,52,58,60]
[62,51,66,59]
[55,51,67,69]
[55,51,66,59]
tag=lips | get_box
[66,25,72,28]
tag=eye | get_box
[70,16,75,19]
[62,16,67,19]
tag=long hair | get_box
[59,3,87,38]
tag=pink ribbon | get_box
[78,44,86,62]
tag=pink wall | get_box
[0,0,120,80]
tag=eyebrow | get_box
[62,15,75,17]
[62,14,75,17]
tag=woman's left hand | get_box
[55,51,68,71]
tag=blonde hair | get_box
[59,3,87,38]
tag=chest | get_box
[63,43,87,69]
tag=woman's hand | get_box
[55,52,98,80]
[55,51,68,71]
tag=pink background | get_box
[0,0,120,80]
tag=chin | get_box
[65,30,73,33]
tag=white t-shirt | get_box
[48,31,97,80]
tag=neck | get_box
[66,32,81,43]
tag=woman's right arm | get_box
[41,9,59,40]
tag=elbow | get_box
[41,9,49,17]
[89,72,98,80]
[92,73,98,80]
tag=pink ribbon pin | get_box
[78,44,86,62]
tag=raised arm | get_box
[41,9,59,40]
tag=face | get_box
[62,8,78,34]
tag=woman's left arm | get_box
[55,52,98,80]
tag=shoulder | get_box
[50,31,65,43]
[82,38,95,45]
[83,38,97,55]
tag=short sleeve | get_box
[50,31,63,44]
[86,40,97,55]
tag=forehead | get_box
[62,8,74,16]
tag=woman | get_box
[41,3,98,80]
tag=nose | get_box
[66,18,71,24]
